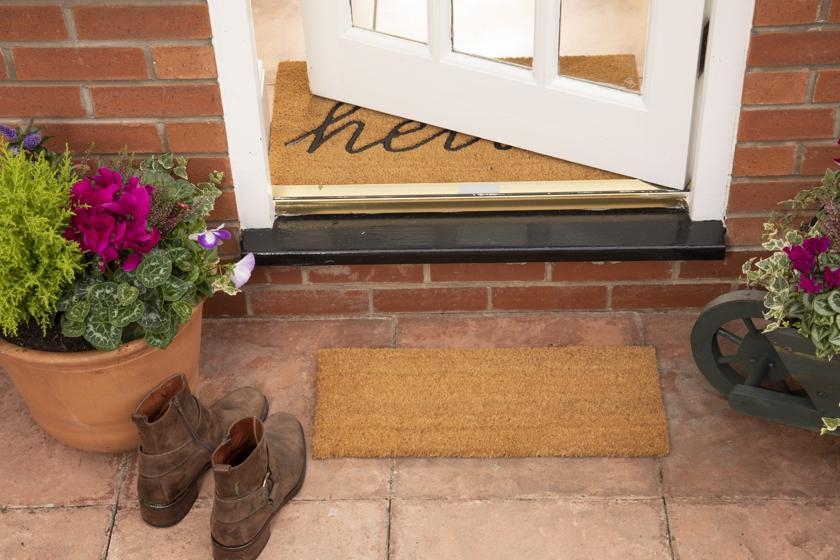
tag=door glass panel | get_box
[350,0,429,44]
[558,0,649,92]
[452,0,534,69]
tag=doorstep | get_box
[241,209,725,265]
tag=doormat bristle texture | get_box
[270,57,638,185]
[312,347,669,459]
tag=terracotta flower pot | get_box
[0,304,203,453]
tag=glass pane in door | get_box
[452,0,535,69]
[558,0,650,92]
[350,0,429,43]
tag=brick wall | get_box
[3,1,840,317]
[207,0,840,318]
[0,1,239,260]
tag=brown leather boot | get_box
[210,415,306,560]
[132,374,268,527]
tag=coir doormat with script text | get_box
[270,58,639,185]
[312,347,669,458]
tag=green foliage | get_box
[743,168,840,360]
[0,146,83,336]
[59,154,224,350]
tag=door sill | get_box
[273,179,685,216]
[242,209,724,265]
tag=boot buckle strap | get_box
[263,469,279,504]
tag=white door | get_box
[300,0,706,190]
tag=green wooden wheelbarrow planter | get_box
[691,289,840,433]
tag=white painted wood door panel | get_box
[301,0,706,190]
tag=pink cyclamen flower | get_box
[803,235,831,256]
[65,168,159,271]
[799,274,824,294]
[231,253,256,288]
[190,224,232,250]
[825,267,840,290]
[783,244,816,273]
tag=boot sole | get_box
[211,433,307,560]
[140,463,209,527]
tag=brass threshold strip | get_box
[273,180,687,216]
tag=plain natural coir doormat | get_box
[312,347,669,458]
[270,58,639,186]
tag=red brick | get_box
[204,292,247,317]
[741,71,810,105]
[166,122,228,153]
[152,46,217,79]
[251,289,369,315]
[727,180,818,213]
[492,286,607,310]
[39,122,161,154]
[0,52,7,81]
[677,251,769,280]
[251,266,303,285]
[186,157,233,187]
[830,0,840,22]
[14,47,148,81]
[814,70,840,102]
[753,0,820,25]
[737,108,835,142]
[551,261,672,282]
[373,288,486,312]
[732,145,797,177]
[91,85,222,118]
[0,6,67,41]
[74,5,211,40]
[212,224,240,258]
[748,31,840,66]
[0,86,84,118]
[801,143,840,175]
[309,265,424,283]
[207,190,238,222]
[612,284,733,310]
[725,217,771,247]
[429,263,546,282]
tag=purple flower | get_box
[21,132,41,150]
[231,253,255,288]
[783,244,816,273]
[799,274,824,294]
[803,235,831,256]
[0,124,17,142]
[190,224,232,250]
[825,267,840,290]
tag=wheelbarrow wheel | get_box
[690,289,790,396]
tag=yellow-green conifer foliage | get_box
[0,147,83,337]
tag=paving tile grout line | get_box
[657,460,677,560]
[102,451,132,560]
[385,459,396,560]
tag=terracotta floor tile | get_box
[640,312,699,371]
[396,313,642,348]
[124,452,392,503]
[668,500,840,559]
[0,506,112,560]
[393,457,660,499]
[0,372,125,507]
[200,318,395,422]
[298,457,392,500]
[109,500,388,560]
[658,357,840,499]
[390,498,670,560]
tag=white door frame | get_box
[207,0,755,229]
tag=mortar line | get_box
[385,459,396,560]
[102,451,131,560]
[657,460,677,560]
